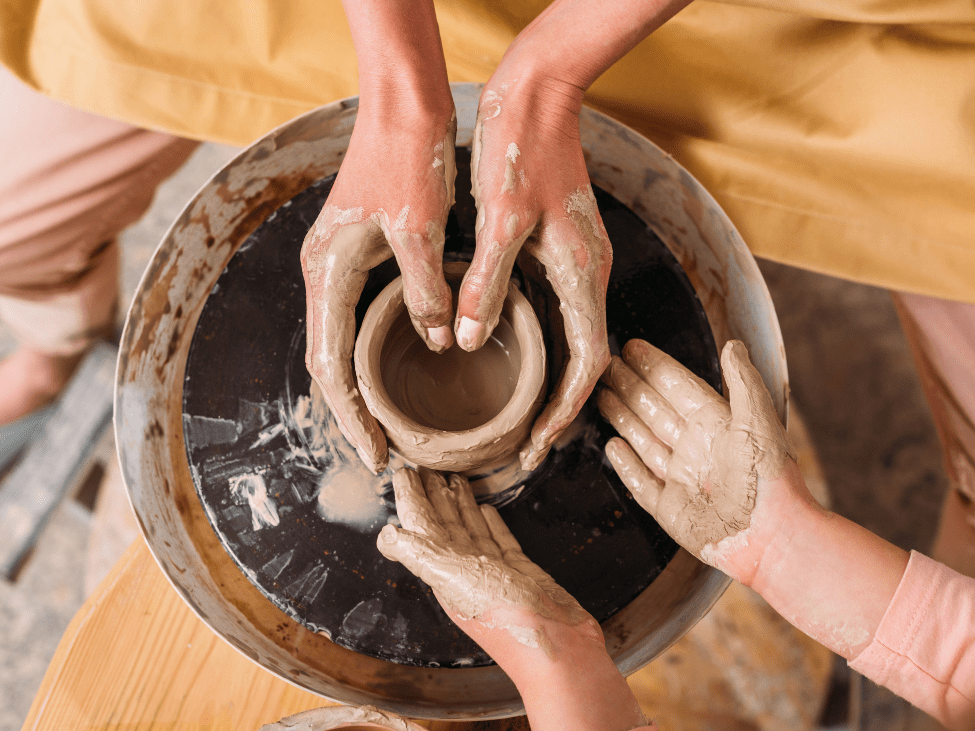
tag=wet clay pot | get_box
[354,262,545,471]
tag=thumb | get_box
[386,227,455,353]
[721,340,796,473]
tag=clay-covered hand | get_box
[460,76,612,472]
[379,469,652,731]
[377,467,599,657]
[599,339,799,585]
[301,107,457,475]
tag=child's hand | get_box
[377,466,651,731]
[599,339,802,586]
[377,467,598,656]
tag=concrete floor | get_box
[0,143,948,730]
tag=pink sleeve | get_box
[849,550,975,729]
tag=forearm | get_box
[505,0,693,93]
[748,466,910,660]
[340,0,452,118]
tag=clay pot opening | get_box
[355,262,546,471]
[379,308,521,432]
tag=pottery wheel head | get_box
[179,146,720,668]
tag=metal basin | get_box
[115,83,786,720]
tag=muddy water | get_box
[381,311,520,431]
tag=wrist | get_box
[747,477,909,659]
[356,73,454,130]
[478,70,583,148]
[499,615,647,731]
[499,0,692,93]
[341,0,453,125]
[721,460,823,590]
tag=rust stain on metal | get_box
[126,248,183,375]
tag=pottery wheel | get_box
[182,147,721,668]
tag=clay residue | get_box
[601,339,795,557]
[230,472,280,530]
[501,142,521,194]
[298,385,395,532]
[260,703,420,731]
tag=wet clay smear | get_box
[182,148,720,668]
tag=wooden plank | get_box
[0,342,116,579]
[21,539,527,731]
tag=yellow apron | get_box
[2,0,974,302]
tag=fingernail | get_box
[456,316,486,351]
[427,325,453,351]
[379,525,398,544]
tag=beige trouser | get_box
[893,293,975,577]
[3,67,975,577]
[0,67,198,355]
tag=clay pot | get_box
[354,262,546,471]
[261,705,424,731]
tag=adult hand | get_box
[462,73,612,472]
[598,339,801,586]
[377,466,651,731]
[453,0,692,472]
[301,98,456,475]
[302,0,460,474]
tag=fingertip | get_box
[720,339,746,371]
[456,316,489,351]
[724,340,765,395]
[376,525,402,561]
[392,465,417,486]
[518,440,550,472]
[447,472,471,492]
[426,325,454,351]
[329,401,388,474]
[621,338,657,372]
[604,436,627,462]
[357,443,388,475]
